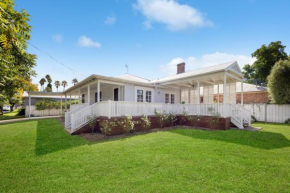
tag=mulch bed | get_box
[79,125,219,141]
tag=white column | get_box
[78,89,81,104]
[223,73,227,104]
[188,89,191,104]
[241,80,244,105]
[69,94,71,109]
[97,80,100,103]
[28,92,31,119]
[65,94,67,112]
[88,84,91,105]
[61,95,62,114]
[217,84,220,104]
[197,80,200,104]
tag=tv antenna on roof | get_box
[125,64,129,74]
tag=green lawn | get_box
[0,119,290,192]
[0,108,25,120]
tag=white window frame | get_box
[164,91,177,104]
[135,86,154,103]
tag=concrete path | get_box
[0,116,61,124]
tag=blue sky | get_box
[15,0,290,91]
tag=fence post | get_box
[108,100,111,119]
[264,104,267,123]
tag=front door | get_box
[114,88,119,101]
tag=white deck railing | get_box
[69,101,251,133]
[65,103,89,128]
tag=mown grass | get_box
[0,109,24,120]
[0,119,290,192]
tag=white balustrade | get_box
[68,101,252,133]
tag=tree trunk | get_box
[0,106,3,115]
[10,104,14,112]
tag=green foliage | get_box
[284,118,290,124]
[99,120,116,135]
[242,41,288,84]
[54,80,60,92]
[87,116,97,133]
[267,60,290,104]
[117,116,134,133]
[154,109,168,128]
[168,112,177,126]
[0,0,37,103]
[62,80,68,91]
[179,107,188,125]
[35,99,77,110]
[187,115,202,126]
[72,78,78,85]
[139,115,151,131]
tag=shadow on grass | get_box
[35,119,88,156]
[169,129,290,150]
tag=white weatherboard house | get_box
[28,61,251,133]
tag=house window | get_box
[165,94,170,103]
[95,91,102,102]
[171,94,175,104]
[200,96,204,103]
[146,91,152,103]
[82,94,85,103]
[137,90,143,102]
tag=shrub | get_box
[154,109,168,128]
[117,116,134,133]
[168,112,177,126]
[207,112,221,128]
[179,107,188,125]
[87,116,97,133]
[100,120,116,135]
[140,115,151,131]
[285,118,290,124]
[268,60,290,104]
[187,115,202,126]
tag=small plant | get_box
[117,116,134,133]
[207,112,221,129]
[168,112,177,126]
[179,107,188,125]
[100,120,116,136]
[140,115,151,131]
[285,118,290,124]
[154,109,168,128]
[187,115,202,126]
[87,116,97,134]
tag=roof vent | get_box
[177,62,185,74]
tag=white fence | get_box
[244,104,290,123]
[25,106,62,117]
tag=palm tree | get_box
[45,74,52,90]
[61,80,68,91]
[72,78,78,85]
[54,80,60,92]
[39,78,46,91]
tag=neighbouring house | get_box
[26,61,253,134]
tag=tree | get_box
[72,78,78,85]
[61,80,68,91]
[39,78,46,91]
[54,80,60,92]
[267,60,290,104]
[0,0,37,103]
[45,74,52,91]
[243,41,288,84]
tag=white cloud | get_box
[52,34,63,43]
[133,0,212,31]
[143,20,152,29]
[160,52,256,75]
[105,14,116,25]
[78,35,101,49]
